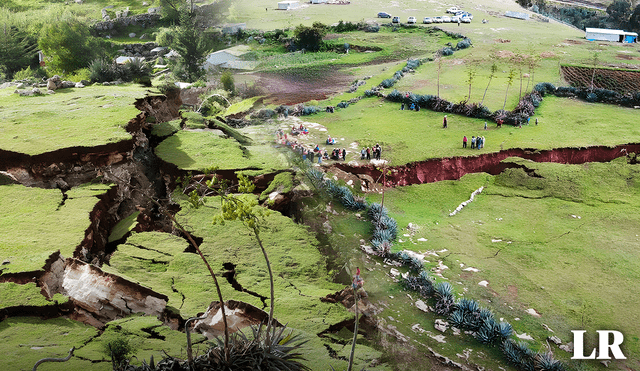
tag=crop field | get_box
[2,0,640,369]
[561,65,640,94]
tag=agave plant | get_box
[434,282,453,299]
[448,309,465,329]
[402,271,433,298]
[475,318,499,344]
[497,321,513,340]
[534,352,564,371]
[457,298,479,315]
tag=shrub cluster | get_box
[336,101,349,109]
[456,38,472,50]
[88,57,151,84]
[301,106,319,116]
[368,203,398,256]
[534,81,640,108]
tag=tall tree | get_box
[0,25,38,79]
[503,69,516,110]
[293,22,327,51]
[39,20,99,73]
[481,61,498,106]
[464,61,478,102]
[172,7,208,82]
[606,0,632,26]
[629,4,640,32]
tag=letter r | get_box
[597,330,626,360]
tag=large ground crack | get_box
[221,262,268,308]
[170,277,186,309]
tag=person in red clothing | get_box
[443,115,448,128]
[463,136,467,148]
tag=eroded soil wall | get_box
[333,143,640,187]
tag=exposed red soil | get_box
[330,143,640,187]
[561,65,640,94]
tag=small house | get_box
[585,28,637,43]
[278,1,299,10]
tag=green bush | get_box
[221,70,235,93]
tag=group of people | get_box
[290,124,309,136]
[462,135,486,149]
[360,144,382,160]
[400,102,421,111]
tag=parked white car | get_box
[433,16,443,23]
[460,16,471,23]
[408,16,417,24]
[423,17,433,24]
[447,6,461,13]
[442,16,451,22]
[451,15,460,23]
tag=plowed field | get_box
[561,65,640,94]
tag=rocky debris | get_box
[193,300,277,339]
[478,280,489,287]
[320,286,381,316]
[526,308,541,317]
[14,87,43,96]
[47,75,62,91]
[548,335,562,345]
[559,342,574,353]
[428,347,469,369]
[434,319,449,332]
[516,332,534,341]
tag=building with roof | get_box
[585,28,637,43]
[278,1,299,10]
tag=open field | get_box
[0,85,143,156]
[366,158,640,366]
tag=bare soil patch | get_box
[561,65,640,94]
[540,51,557,58]
[253,68,354,105]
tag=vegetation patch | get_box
[0,316,100,371]
[154,130,287,171]
[0,183,111,274]
[0,282,68,308]
[561,66,640,95]
[0,85,144,155]
[150,119,182,138]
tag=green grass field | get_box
[0,85,144,156]
[0,183,111,274]
[366,158,640,368]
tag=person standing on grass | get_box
[484,122,487,130]
[463,136,467,148]
[366,147,371,160]
[401,103,405,110]
[471,136,476,149]
[342,148,347,161]
[443,115,448,128]
[535,118,538,125]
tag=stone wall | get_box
[93,13,161,32]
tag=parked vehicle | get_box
[423,17,433,24]
[451,15,460,23]
[433,16,443,23]
[460,12,473,19]
[378,12,392,18]
[392,16,400,23]
[408,16,417,24]
[447,6,461,13]
[442,16,451,22]
[460,15,471,23]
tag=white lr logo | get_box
[571,330,626,360]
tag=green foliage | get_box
[259,172,294,201]
[154,26,176,47]
[151,119,182,137]
[108,211,140,243]
[220,70,235,93]
[172,8,208,82]
[293,22,327,52]
[39,19,104,73]
[0,25,38,79]
[105,336,133,368]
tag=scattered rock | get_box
[478,280,489,287]
[434,319,449,332]
[75,82,85,88]
[526,308,541,317]
[516,332,534,341]
[389,268,400,277]
[129,32,136,38]
[542,323,555,332]
[548,336,562,345]
[415,299,429,313]
[559,342,574,353]
[601,360,611,367]
[47,75,62,91]
[452,326,461,335]
[411,323,426,333]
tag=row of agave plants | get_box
[304,166,565,371]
